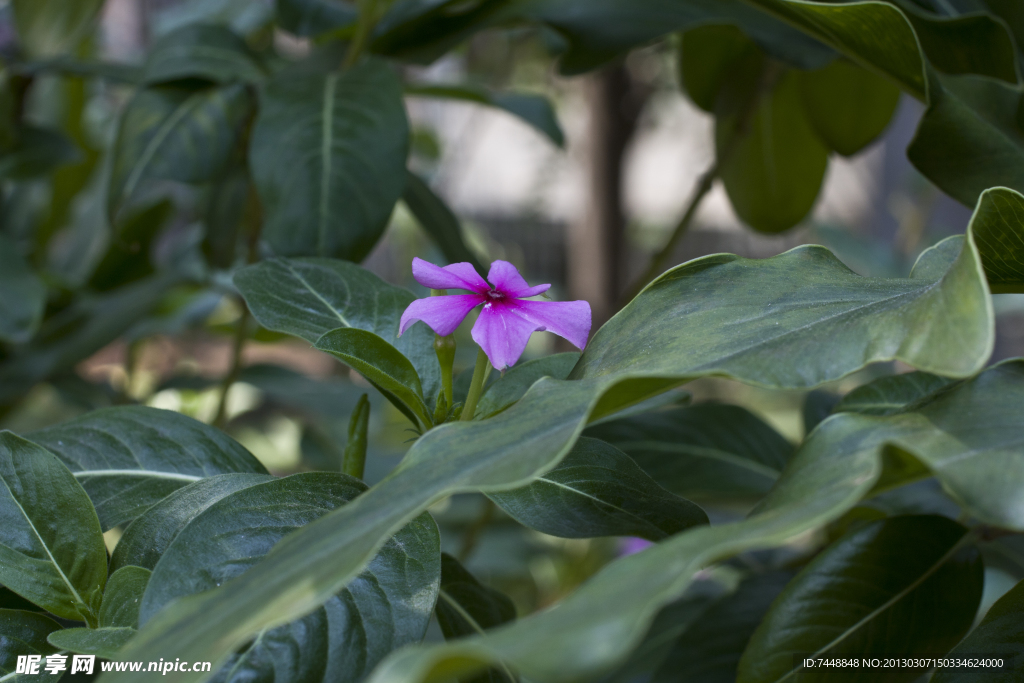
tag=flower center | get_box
[487,289,506,300]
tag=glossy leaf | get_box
[108,83,253,219]
[489,437,707,541]
[0,609,61,677]
[0,432,106,623]
[717,68,829,233]
[143,23,266,85]
[834,371,956,416]
[932,579,1024,683]
[315,327,433,430]
[0,235,46,345]
[798,59,900,156]
[249,58,409,261]
[405,84,564,146]
[29,406,268,531]
[738,516,982,683]
[234,257,441,406]
[402,171,486,275]
[474,352,579,419]
[0,125,80,181]
[586,405,793,501]
[100,567,151,629]
[678,24,759,113]
[967,187,1024,294]
[110,474,273,573]
[138,473,440,683]
[48,628,135,659]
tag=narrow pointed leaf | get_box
[932,579,1024,682]
[488,438,707,541]
[0,432,106,623]
[29,407,268,531]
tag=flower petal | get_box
[471,302,540,371]
[487,260,550,298]
[412,258,489,293]
[507,299,592,351]
[399,294,484,337]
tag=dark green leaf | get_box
[138,473,440,683]
[201,166,251,269]
[835,371,957,416]
[586,404,793,501]
[48,628,135,659]
[0,432,106,623]
[29,406,268,531]
[798,59,900,156]
[100,567,151,629]
[405,84,564,146]
[489,437,707,540]
[474,352,579,419]
[11,0,104,57]
[370,0,512,65]
[932,578,1024,682]
[717,67,829,233]
[88,199,174,292]
[143,24,266,85]
[967,186,1024,294]
[802,390,839,435]
[315,327,433,429]
[402,171,485,274]
[110,474,273,573]
[0,126,81,180]
[678,24,759,113]
[738,516,982,683]
[0,235,45,345]
[276,0,356,37]
[435,553,515,639]
[901,5,1019,83]
[108,83,253,219]
[9,57,142,83]
[0,609,61,677]
[250,59,409,261]
[234,257,441,405]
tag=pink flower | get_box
[399,258,592,370]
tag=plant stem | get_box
[461,349,491,421]
[213,305,249,429]
[342,394,370,479]
[342,0,380,69]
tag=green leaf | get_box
[250,59,409,261]
[678,24,759,113]
[0,236,45,345]
[370,0,512,65]
[737,516,982,683]
[0,609,61,678]
[110,474,274,573]
[276,0,357,38]
[11,0,104,57]
[907,73,1024,208]
[138,473,440,683]
[143,23,266,85]
[402,171,486,275]
[900,5,1019,83]
[88,198,174,292]
[28,406,268,531]
[234,257,441,406]
[435,553,515,639]
[474,352,580,419]
[315,327,433,430]
[101,234,994,683]
[797,59,900,156]
[932,578,1024,683]
[108,83,253,220]
[100,567,151,629]
[966,187,1024,294]
[585,404,793,501]
[717,67,829,233]
[47,628,135,659]
[0,432,106,624]
[834,371,957,416]
[0,126,81,181]
[405,84,564,146]
[489,437,707,540]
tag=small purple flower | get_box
[399,258,592,370]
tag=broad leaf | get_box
[900,5,1019,83]
[737,516,982,683]
[110,474,273,573]
[11,0,104,57]
[0,125,81,181]
[405,84,564,146]
[0,433,106,623]
[488,438,708,541]
[249,59,409,261]
[100,567,151,629]
[108,83,253,219]
[29,407,268,531]
[967,187,1024,294]
[932,578,1024,683]
[0,236,45,344]
[834,371,956,416]
[586,404,793,501]
[138,473,440,683]
[370,0,512,65]
[0,609,61,677]
[315,327,433,430]
[102,234,995,683]
[678,24,759,113]
[276,0,356,37]
[48,628,135,659]
[234,257,442,405]
[143,24,266,85]
[474,352,579,419]
[403,171,485,274]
